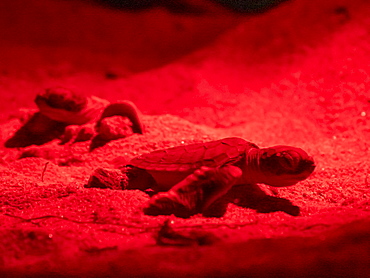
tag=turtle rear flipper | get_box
[143,165,242,218]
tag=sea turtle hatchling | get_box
[87,137,315,218]
[35,86,144,143]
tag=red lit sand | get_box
[0,0,369,276]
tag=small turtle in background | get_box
[87,137,315,218]
[35,87,143,144]
[5,87,143,148]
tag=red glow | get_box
[0,0,370,277]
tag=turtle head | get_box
[258,146,315,187]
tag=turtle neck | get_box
[243,147,266,184]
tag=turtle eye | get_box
[278,155,294,170]
[276,151,300,172]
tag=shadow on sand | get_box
[4,112,67,148]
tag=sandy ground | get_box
[0,0,370,276]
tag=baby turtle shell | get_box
[129,137,258,173]
[35,87,109,125]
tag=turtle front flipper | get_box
[88,100,144,150]
[143,165,242,218]
[97,100,144,134]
